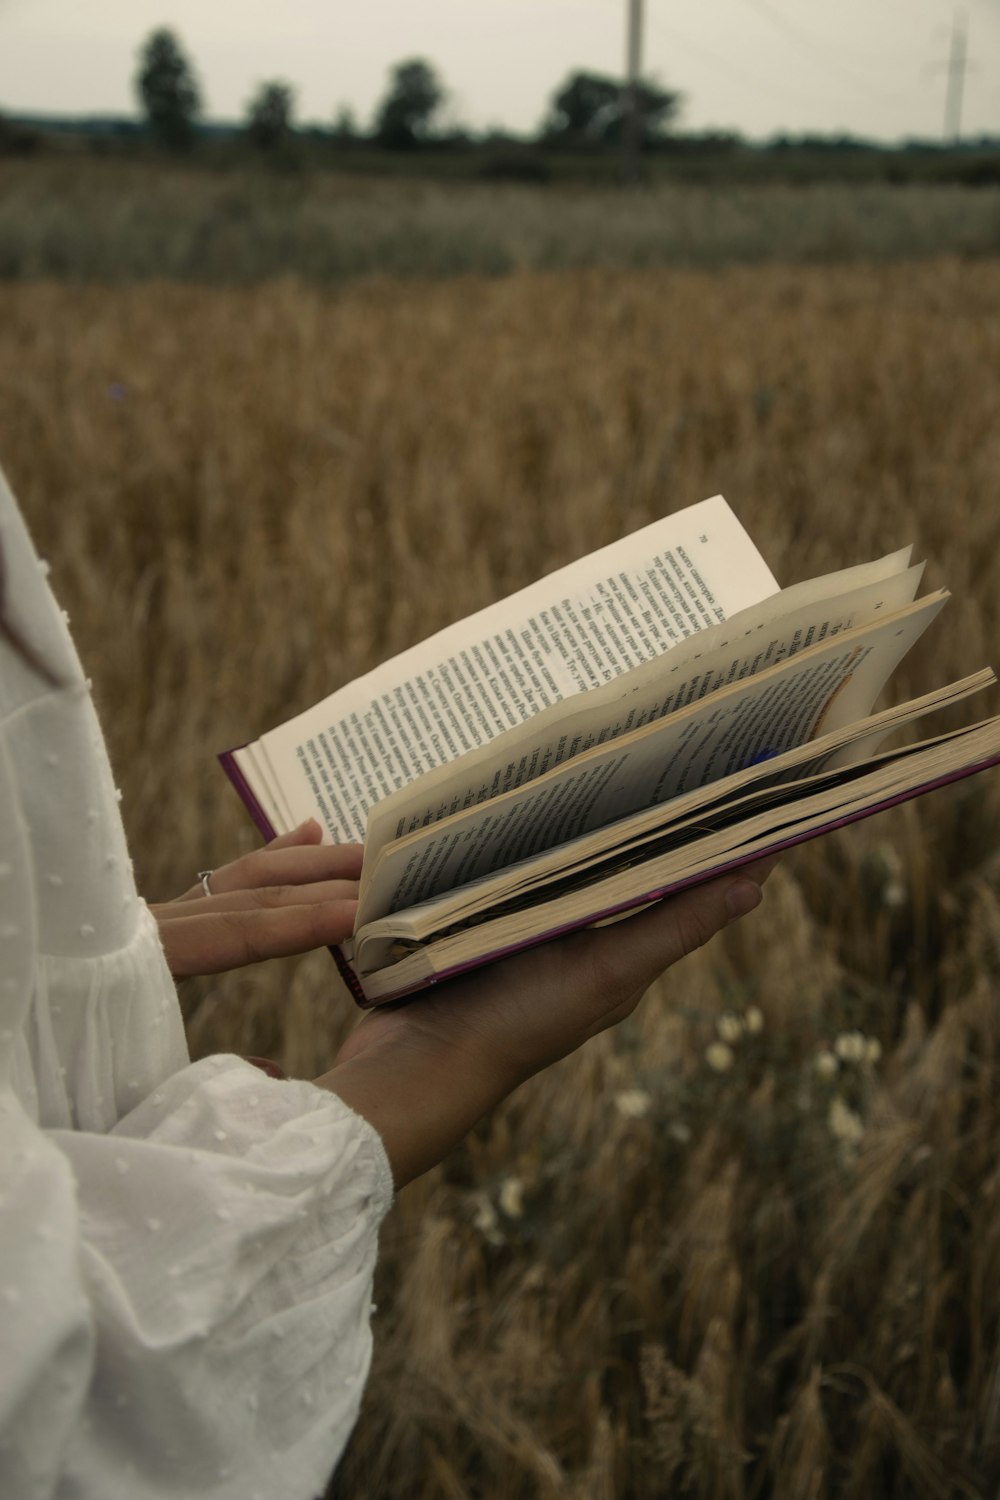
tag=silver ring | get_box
[197,869,214,897]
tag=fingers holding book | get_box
[152,820,363,978]
[458,854,782,1075]
[570,854,780,1036]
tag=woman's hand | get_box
[151,819,362,978]
[319,858,778,1189]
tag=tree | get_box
[135,28,201,149]
[545,71,621,140]
[543,69,680,145]
[245,81,295,150]
[612,79,679,145]
[374,59,444,148]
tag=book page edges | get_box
[359,554,926,894]
[354,680,997,961]
[357,589,949,928]
[353,740,1000,1004]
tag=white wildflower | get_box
[814,1049,839,1080]
[745,1005,765,1035]
[716,1013,744,1044]
[614,1089,652,1120]
[705,1041,735,1073]
[883,880,906,909]
[828,1095,864,1147]
[865,1037,883,1065]
[498,1177,525,1220]
[472,1195,501,1243]
[668,1121,692,1144]
[834,1030,867,1063]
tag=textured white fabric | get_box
[0,472,394,1500]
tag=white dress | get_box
[0,471,393,1500]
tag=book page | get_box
[355,669,995,950]
[356,593,946,925]
[357,717,1000,1000]
[356,565,927,919]
[361,555,921,866]
[237,496,778,840]
[355,728,960,974]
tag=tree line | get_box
[135,28,679,152]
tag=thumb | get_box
[595,870,765,1004]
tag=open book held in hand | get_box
[221,496,1000,1005]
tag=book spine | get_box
[218,747,277,841]
[332,945,374,1009]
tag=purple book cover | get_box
[218,747,276,842]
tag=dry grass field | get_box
[2,157,1000,281]
[3,257,1000,1498]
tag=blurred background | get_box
[2,4,1000,1497]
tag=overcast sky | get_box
[1,0,998,143]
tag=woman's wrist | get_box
[315,1012,520,1189]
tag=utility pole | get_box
[623,0,644,186]
[943,8,968,142]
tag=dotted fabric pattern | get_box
[0,471,393,1499]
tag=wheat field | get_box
[3,258,1000,1498]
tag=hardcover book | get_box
[221,496,1000,1005]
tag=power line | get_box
[644,14,887,117]
[738,0,911,101]
[646,0,924,128]
[741,0,825,49]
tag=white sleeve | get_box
[0,1059,393,1500]
[0,478,394,1500]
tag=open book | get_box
[221,496,1000,1005]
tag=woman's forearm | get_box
[316,1023,516,1189]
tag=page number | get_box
[699,534,708,544]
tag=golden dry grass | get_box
[3,259,1000,1497]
